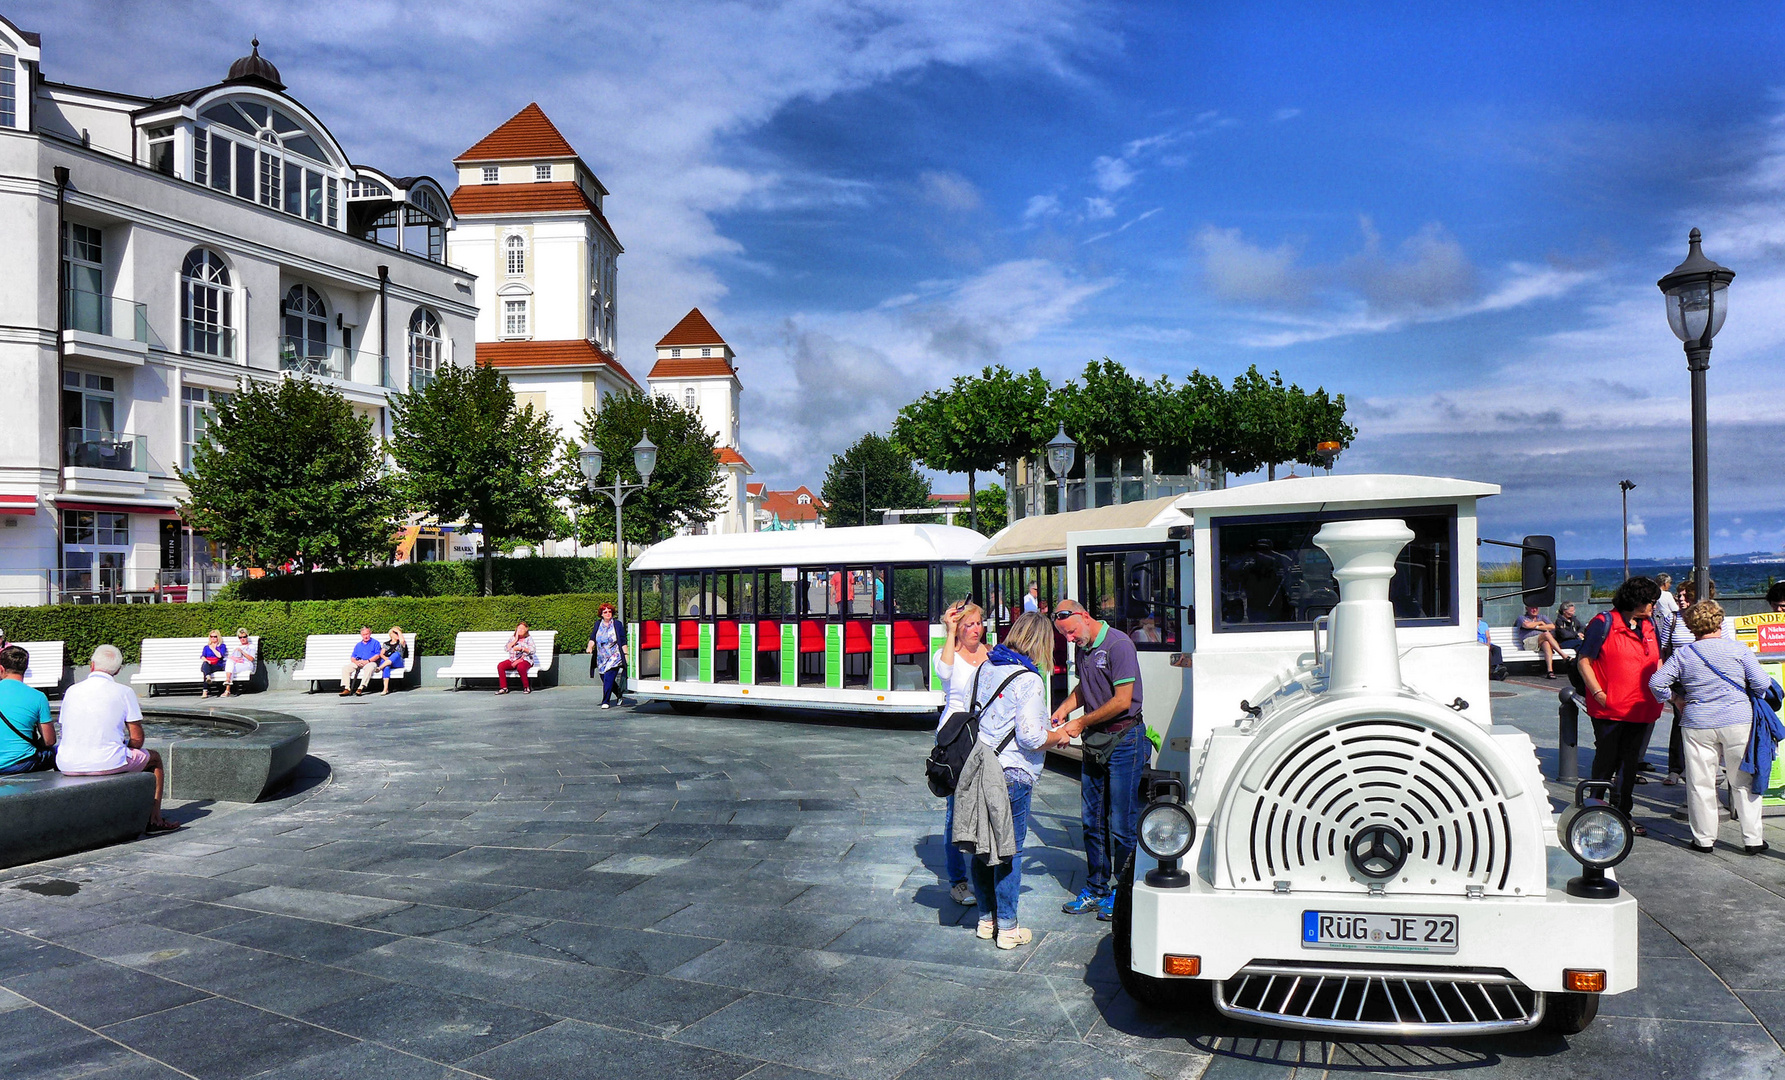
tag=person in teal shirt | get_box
[0,644,57,774]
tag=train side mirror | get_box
[1521,535,1557,608]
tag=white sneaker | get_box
[995,927,1033,950]
[600,703,611,710]
[951,882,976,906]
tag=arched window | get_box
[409,308,442,390]
[281,285,329,376]
[197,98,338,224]
[505,234,525,276]
[684,387,697,410]
[181,248,232,358]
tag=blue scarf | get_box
[986,644,1037,674]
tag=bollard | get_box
[1556,689,1579,783]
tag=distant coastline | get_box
[1551,558,1785,594]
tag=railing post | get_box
[1556,689,1580,783]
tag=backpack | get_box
[925,663,1031,797]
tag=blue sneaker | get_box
[1095,892,1117,921]
[1062,888,1105,915]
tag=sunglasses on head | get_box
[1052,610,1077,622]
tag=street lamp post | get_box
[1657,228,1734,603]
[579,434,658,631]
[1045,423,1078,515]
[1618,479,1635,582]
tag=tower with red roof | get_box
[648,309,753,534]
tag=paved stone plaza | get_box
[3,680,1785,1080]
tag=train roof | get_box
[975,496,1188,561]
[629,523,988,572]
[1171,474,1499,515]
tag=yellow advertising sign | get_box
[1733,611,1785,661]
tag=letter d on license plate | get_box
[1303,910,1459,954]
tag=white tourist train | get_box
[627,474,1637,1035]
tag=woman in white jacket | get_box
[964,611,1056,949]
[935,601,988,905]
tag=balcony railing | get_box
[280,336,352,380]
[63,287,163,347]
[182,322,236,359]
[64,428,148,472]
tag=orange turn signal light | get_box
[1564,969,1606,993]
[1162,954,1200,977]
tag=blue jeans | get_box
[600,667,621,705]
[969,779,1032,929]
[943,795,968,885]
[1082,723,1146,896]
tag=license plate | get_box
[1303,910,1458,954]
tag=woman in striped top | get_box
[1648,600,1772,854]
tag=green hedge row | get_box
[0,593,617,665]
[221,557,620,601]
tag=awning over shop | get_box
[51,496,181,517]
[0,495,37,516]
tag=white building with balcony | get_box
[0,23,475,604]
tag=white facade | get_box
[0,26,475,604]
[445,104,634,456]
[646,311,751,536]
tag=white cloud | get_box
[1023,194,1062,222]
[917,170,982,212]
[740,259,1112,481]
[1628,514,1648,539]
[1092,155,1137,193]
[1272,107,1301,122]
[1084,196,1116,220]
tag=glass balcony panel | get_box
[64,428,148,472]
[63,287,161,347]
[279,336,352,379]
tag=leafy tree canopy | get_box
[388,364,564,595]
[974,483,1008,536]
[822,433,931,528]
[565,390,726,545]
[178,376,398,594]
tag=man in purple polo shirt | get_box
[1048,597,1146,921]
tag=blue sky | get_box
[16,1,1785,558]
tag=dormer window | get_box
[147,126,175,176]
[195,99,339,226]
[0,52,16,128]
[482,165,498,183]
[798,494,810,505]
[671,348,681,358]
[701,347,711,357]
[535,164,552,182]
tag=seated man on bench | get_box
[0,644,57,774]
[57,644,178,832]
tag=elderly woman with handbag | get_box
[1649,600,1774,854]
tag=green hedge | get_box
[221,557,620,601]
[1,593,617,665]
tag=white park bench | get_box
[13,641,65,691]
[1488,626,1576,667]
[435,630,556,691]
[132,636,260,696]
[290,632,419,693]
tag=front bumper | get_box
[1128,870,1639,996]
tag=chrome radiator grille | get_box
[1230,717,1521,892]
[1215,962,1541,1036]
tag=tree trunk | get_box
[481,524,494,597]
[303,562,314,601]
[967,469,978,533]
[1267,462,1276,482]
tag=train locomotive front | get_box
[1115,517,1638,1037]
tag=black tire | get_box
[1543,991,1599,1034]
[669,701,707,715]
[1112,852,1210,1011]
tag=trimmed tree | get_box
[388,364,564,596]
[565,390,726,545]
[822,433,931,528]
[178,376,399,599]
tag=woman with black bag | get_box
[1649,600,1773,854]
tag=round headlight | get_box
[1564,806,1632,868]
[1139,803,1195,860]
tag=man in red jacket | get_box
[1577,577,1664,832]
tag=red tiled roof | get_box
[646,356,734,379]
[714,447,753,470]
[760,486,825,522]
[456,103,578,162]
[449,183,621,245]
[655,308,727,348]
[746,483,765,496]
[475,339,637,387]
[929,493,969,505]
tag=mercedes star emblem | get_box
[1348,824,1409,880]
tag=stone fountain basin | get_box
[134,706,310,803]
